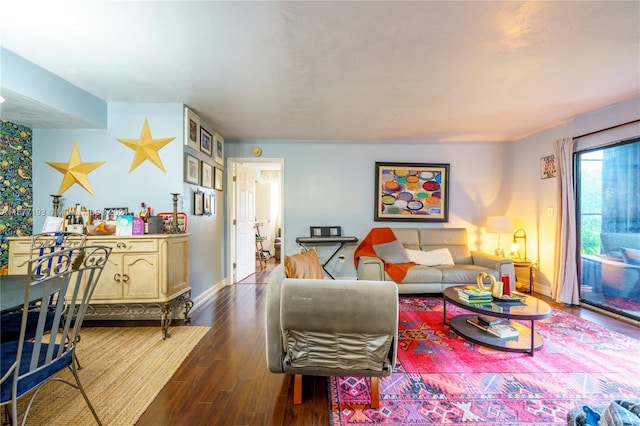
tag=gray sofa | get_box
[356,227,515,294]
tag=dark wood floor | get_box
[136,260,639,426]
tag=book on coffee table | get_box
[466,317,519,338]
[477,315,501,326]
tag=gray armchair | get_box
[265,264,398,408]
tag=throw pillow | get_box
[621,247,640,266]
[405,248,455,266]
[373,240,410,264]
[600,400,640,426]
[284,248,324,279]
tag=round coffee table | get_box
[443,286,552,356]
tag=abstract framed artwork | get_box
[185,153,199,184]
[200,127,213,156]
[201,161,213,188]
[214,133,224,165]
[374,162,450,222]
[214,167,223,191]
[184,107,200,150]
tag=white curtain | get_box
[552,138,580,304]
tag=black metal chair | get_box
[0,245,111,426]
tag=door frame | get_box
[227,157,284,284]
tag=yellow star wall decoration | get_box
[46,141,105,196]
[116,118,175,173]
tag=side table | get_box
[513,260,533,293]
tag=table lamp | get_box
[486,216,513,257]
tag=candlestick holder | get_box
[50,194,62,217]
[169,192,182,234]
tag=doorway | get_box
[228,158,284,284]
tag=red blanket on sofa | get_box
[354,227,414,283]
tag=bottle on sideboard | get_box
[139,202,148,233]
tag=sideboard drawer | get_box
[89,237,158,253]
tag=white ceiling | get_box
[1,1,639,142]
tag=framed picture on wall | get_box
[374,162,450,222]
[201,162,213,188]
[214,167,223,191]
[204,192,212,215]
[185,153,199,184]
[184,107,199,150]
[214,133,224,165]
[200,127,213,156]
[193,191,204,215]
[540,155,557,179]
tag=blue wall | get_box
[227,139,514,277]
[32,103,224,301]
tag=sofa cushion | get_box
[438,264,499,284]
[418,228,472,264]
[373,240,410,264]
[395,265,442,284]
[284,249,324,279]
[405,248,454,266]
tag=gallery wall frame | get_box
[184,107,200,150]
[193,190,204,215]
[204,192,212,215]
[214,167,223,191]
[201,161,213,188]
[214,133,224,165]
[200,127,213,156]
[374,161,450,222]
[185,153,199,184]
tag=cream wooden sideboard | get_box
[8,233,192,338]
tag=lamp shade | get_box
[486,216,513,234]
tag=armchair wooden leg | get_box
[293,374,302,404]
[370,377,380,409]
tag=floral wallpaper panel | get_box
[0,120,33,268]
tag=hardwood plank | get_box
[136,258,639,425]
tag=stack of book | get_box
[466,315,519,338]
[456,286,492,305]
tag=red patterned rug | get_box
[328,296,640,425]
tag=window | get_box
[576,137,640,321]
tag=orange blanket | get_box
[354,227,414,283]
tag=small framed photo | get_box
[214,167,224,191]
[200,127,213,156]
[103,207,129,222]
[185,153,199,184]
[214,133,224,165]
[540,155,557,179]
[193,191,204,215]
[184,107,200,150]
[201,162,213,188]
[204,192,212,215]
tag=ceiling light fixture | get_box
[0,95,5,104]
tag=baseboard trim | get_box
[190,279,226,315]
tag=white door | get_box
[235,163,256,281]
